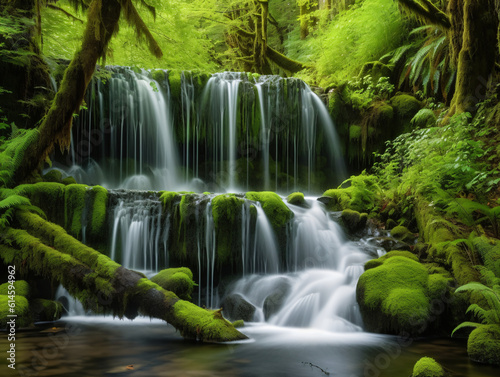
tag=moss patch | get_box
[364,250,418,270]
[31,298,63,322]
[151,268,196,301]
[286,192,305,206]
[467,325,500,366]
[245,191,293,231]
[0,294,31,327]
[0,280,30,297]
[322,174,381,213]
[412,357,445,377]
[391,225,416,244]
[357,255,450,336]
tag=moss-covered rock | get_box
[357,256,450,336]
[0,294,31,328]
[411,357,445,377]
[31,298,63,322]
[64,184,87,239]
[341,209,368,232]
[287,192,305,206]
[467,325,500,366]
[391,94,422,135]
[43,169,63,183]
[151,268,196,301]
[221,293,256,322]
[0,280,30,297]
[322,174,381,213]
[391,225,416,244]
[472,235,500,278]
[411,108,437,129]
[212,194,246,264]
[364,250,418,270]
[245,191,293,230]
[61,176,77,185]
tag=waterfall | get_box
[109,191,167,272]
[222,198,371,332]
[65,68,345,193]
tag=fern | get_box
[452,281,500,336]
[446,198,500,237]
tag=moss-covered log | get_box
[0,210,246,342]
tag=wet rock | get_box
[390,225,417,244]
[221,293,256,322]
[263,279,291,320]
[341,209,368,233]
[369,236,412,252]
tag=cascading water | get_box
[222,198,371,332]
[63,68,345,193]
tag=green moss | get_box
[212,194,245,263]
[64,184,88,239]
[357,256,434,335]
[412,357,445,377]
[364,250,418,270]
[349,125,362,141]
[151,268,197,301]
[172,300,246,342]
[411,108,437,129]
[0,280,30,297]
[341,209,367,232]
[31,298,63,322]
[322,174,381,213]
[43,169,63,183]
[168,70,182,99]
[62,176,77,185]
[472,236,500,278]
[286,192,305,206]
[0,294,31,327]
[88,185,107,240]
[427,273,450,300]
[232,319,245,328]
[391,225,415,244]
[391,94,422,119]
[160,191,180,213]
[245,191,293,230]
[151,69,166,83]
[467,325,500,366]
[16,182,66,225]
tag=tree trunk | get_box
[11,0,122,185]
[0,210,247,342]
[448,0,498,115]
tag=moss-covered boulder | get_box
[467,325,500,366]
[341,209,368,233]
[287,192,305,206]
[0,294,31,328]
[321,174,381,213]
[411,357,445,377]
[391,225,416,244]
[356,256,450,336]
[245,192,293,230]
[0,280,30,297]
[391,94,422,135]
[212,194,246,264]
[151,268,196,301]
[472,235,500,278]
[364,250,418,270]
[31,298,64,322]
[411,108,437,129]
[43,169,63,183]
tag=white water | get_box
[223,198,370,332]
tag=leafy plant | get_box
[0,189,45,229]
[452,280,500,336]
[446,198,500,238]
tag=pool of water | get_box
[1,318,498,377]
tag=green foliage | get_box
[245,191,293,230]
[290,0,406,86]
[384,26,454,100]
[374,113,495,200]
[452,281,500,335]
[446,198,500,238]
[0,9,35,67]
[151,267,197,301]
[42,0,220,71]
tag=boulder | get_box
[221,293,256,322]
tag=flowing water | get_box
[60,68,345,193]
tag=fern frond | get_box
[0,195,31,211]
[451,321,481,337]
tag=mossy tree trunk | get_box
[225,0,305,74]
[448,0,498,115]
[11,0,122,185]
[396,0,499,117]
[0,210,246,342]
